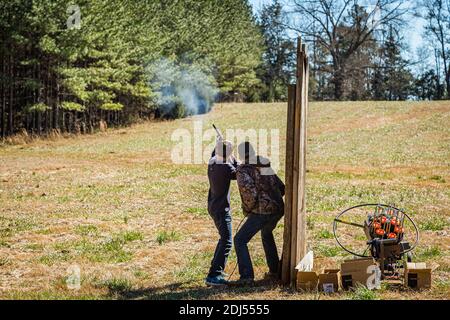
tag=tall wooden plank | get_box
[281,84,296,284]
[282,36,309,287]
[296,45,309,267]
[289,38,305,285]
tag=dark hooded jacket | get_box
[236,156,285,215]
[207,150,238,215]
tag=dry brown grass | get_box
[0,101,449,300]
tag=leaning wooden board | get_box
[281,36,309,287]
[281,84,296,284]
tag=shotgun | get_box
[212,124,224,140]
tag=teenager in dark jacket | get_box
[234,142,285,284]
[205,139,238,286]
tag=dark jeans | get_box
[208,210,233,278]
[234,213,283,280]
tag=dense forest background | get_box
[1,0,449,137]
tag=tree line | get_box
[262,0,450,102]
[1,0,449,138]
[0,0,261,137]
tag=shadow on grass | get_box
[114,279,294,300]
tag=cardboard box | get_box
[318,269,341,293]
[340,258,377,290]
[296,271,319,291]
[405,262,432,289]
[297,268,341,292]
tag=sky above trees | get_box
[249,0,426,73]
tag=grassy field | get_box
[0,101,449,300]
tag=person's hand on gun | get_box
[212,124,238,165]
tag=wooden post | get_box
[281,84,296,284]
[281,37,309,287]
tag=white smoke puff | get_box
[148,58,218,117]
[149,59,180,114]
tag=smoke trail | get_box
[149,58,218,117]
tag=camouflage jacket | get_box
[236,157,285,215]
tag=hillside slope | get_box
[0,101,449,299]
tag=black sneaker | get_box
[205,275,229,287]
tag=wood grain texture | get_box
[282,37,309,287]
[281,84,296,284]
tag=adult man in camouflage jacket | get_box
[234,142,285,284]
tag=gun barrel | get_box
[212,124,223,140]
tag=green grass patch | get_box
[186,207,208,216]
[417,175,447,183]
[98,278,133,296]
[57,195,70,204]
[25,243,44,251]
[39,251,72,265]
[36,228,53,235]
[176,252,212,282]
[0,257,10,266]
[253,255,267,267]
[119,230,144,242]
[347,284,380,300]
[415,246,442,260]
[419,218,448,231]
[133,269,150,279]
[315,229,334,239]
[315,244,342,257]
[0,217,36,238]
[434,279,450,292]
[156,230,182,245]
[354,234,368,241]
[306,216,316,230]
[39,230,144,265]
[75,224,99,237]
[0,239,10,247]
[87,231,144,262]
[429,175,446,183]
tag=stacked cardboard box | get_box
[297,268,341,292]
[296,254,432,292]
[318,269,341,293]
[297,271,318,291]
[405,262,432,289]
[340,258,378,290]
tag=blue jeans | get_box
[208,210,233,278]
[234,213,283,280]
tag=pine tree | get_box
[414,69,443,100]
[374,27,413,101]
[258,0,295,102]
[0,0,264,136]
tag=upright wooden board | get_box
[281,37,309,287]
[297,44,309,271]
[289,39,304,284]
[281,84,296,284]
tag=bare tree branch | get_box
[421,0,450,97]
[284,0,409,99]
